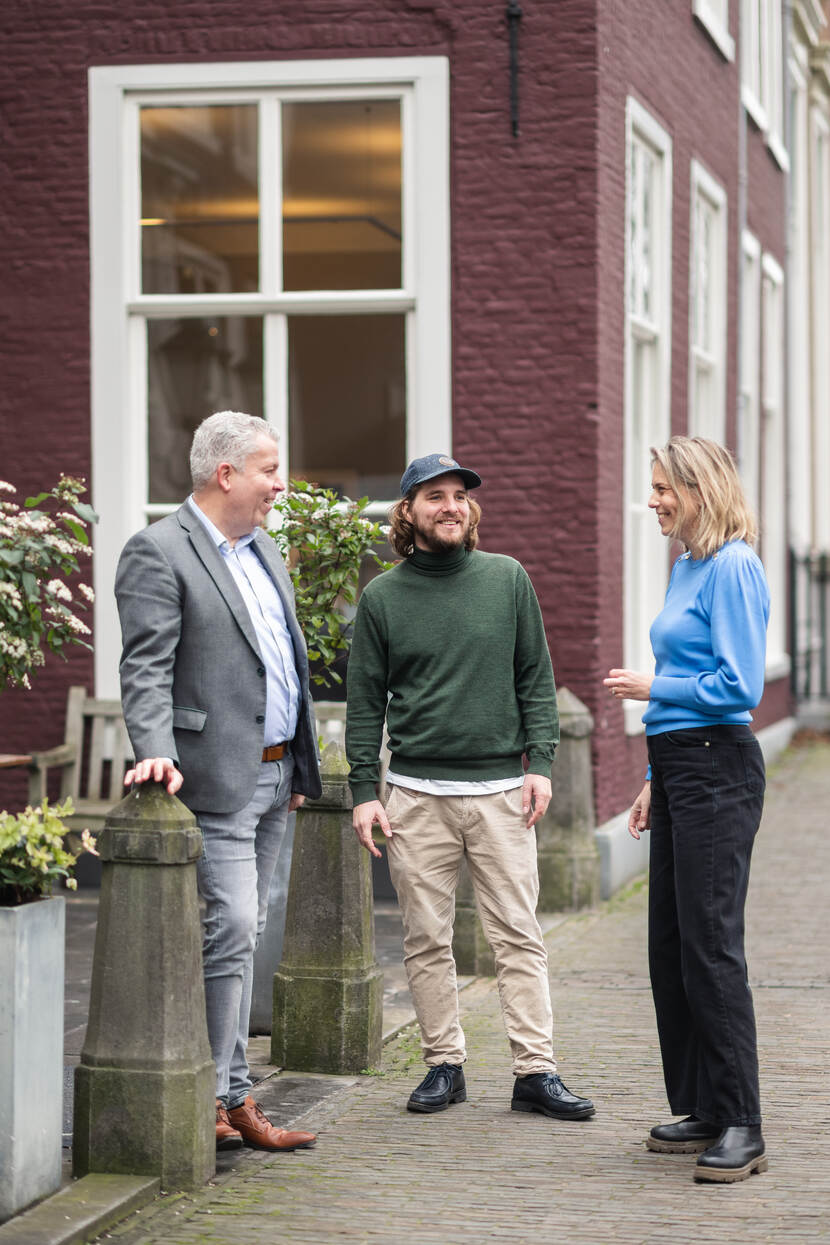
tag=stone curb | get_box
[0,1175,160,1245]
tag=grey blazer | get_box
[115,503,322,814]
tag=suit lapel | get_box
[178,505,263,661]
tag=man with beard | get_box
[345,454,595,1120]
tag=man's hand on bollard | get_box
[522,773,551,829]
[352,800,392,858]
[124,756,184,795]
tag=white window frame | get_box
[761,253,789,678]
[810,100,830,550]
[623,99,673,735]
[689,159,728,444]
[741,0,789,168]
[739,230,761,520]
[788,54,812,554]
[741,0,767,127]
[89,57,450,696]
[693,0,736,61]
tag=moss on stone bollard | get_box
[271,742,383,1074]
[536,687,600,911]
[72,784,215,1189]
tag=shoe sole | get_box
[511,1100,596,1121]
[216,1136,244,1151]
[694,1153,768,1183]
[406,1090,467,1113]
[240,1138,317,1151]
[646,1135,716,1154]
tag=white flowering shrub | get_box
[0,476,97,690]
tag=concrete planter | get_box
[0,894,65,1223]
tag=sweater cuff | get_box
[349,780,380,807]
[525,751,554,780]
[650,674,697,705]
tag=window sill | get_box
[765,652,791,683]
[766,131,790,173]
[742,85,768,134]
[692,0,736,62]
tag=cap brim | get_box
[405,466,481,493]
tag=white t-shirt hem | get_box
[385,771,525,797]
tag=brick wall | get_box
[587,1,791,822]
[0,1,792,824]
[0,0,604,809]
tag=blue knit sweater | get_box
[643,539,770,737]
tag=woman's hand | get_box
[604,668,653,702]
[628,782,651,840]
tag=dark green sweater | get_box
[345,545,559,805]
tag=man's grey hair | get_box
[190,411,280,491]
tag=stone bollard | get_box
[73,784,215,1189]
[249,810,296,1034]
[451,856,495,976]
[536,687,600,910]
[271,741,383,1074]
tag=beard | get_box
[410,514,470,553]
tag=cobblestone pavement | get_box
[103,738,830,1245]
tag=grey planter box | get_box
[0,894,65,1223]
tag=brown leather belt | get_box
[262,742,289,762]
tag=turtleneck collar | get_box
[407,544,471,576]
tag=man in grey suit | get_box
[115,410,322,1153]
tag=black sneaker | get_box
[406,1063,467,1113]
[511,1072,595,1120]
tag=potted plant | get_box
[0,800,97,1221]
[0,475,98,1222]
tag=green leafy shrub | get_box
[270,481,393,688]
[0,798,98,906]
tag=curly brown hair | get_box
[387,492,482,558]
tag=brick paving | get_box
[103,738,830,1245]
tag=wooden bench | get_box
[25,686,132,883]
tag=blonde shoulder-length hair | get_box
[387,493,482,558]
[651,436,757,559]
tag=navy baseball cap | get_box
[399,453,482,497]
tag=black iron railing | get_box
[789,549,830,699]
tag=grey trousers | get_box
[195,755,295,1105]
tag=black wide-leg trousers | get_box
[647,724,765,1127]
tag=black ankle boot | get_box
[694,1125,767,1183]
[647,1115,721,1154]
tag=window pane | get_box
[282,100,402,291]
[288,314,405,497]
[147,317,263,503]
[141,105,259,294]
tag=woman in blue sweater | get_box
[604,436,769,1184]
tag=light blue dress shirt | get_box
[188,498,301,746]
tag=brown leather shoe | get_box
[216,1100,243,1151]
[227,1095,316,1151]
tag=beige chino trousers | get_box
[384,783,557,1076]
